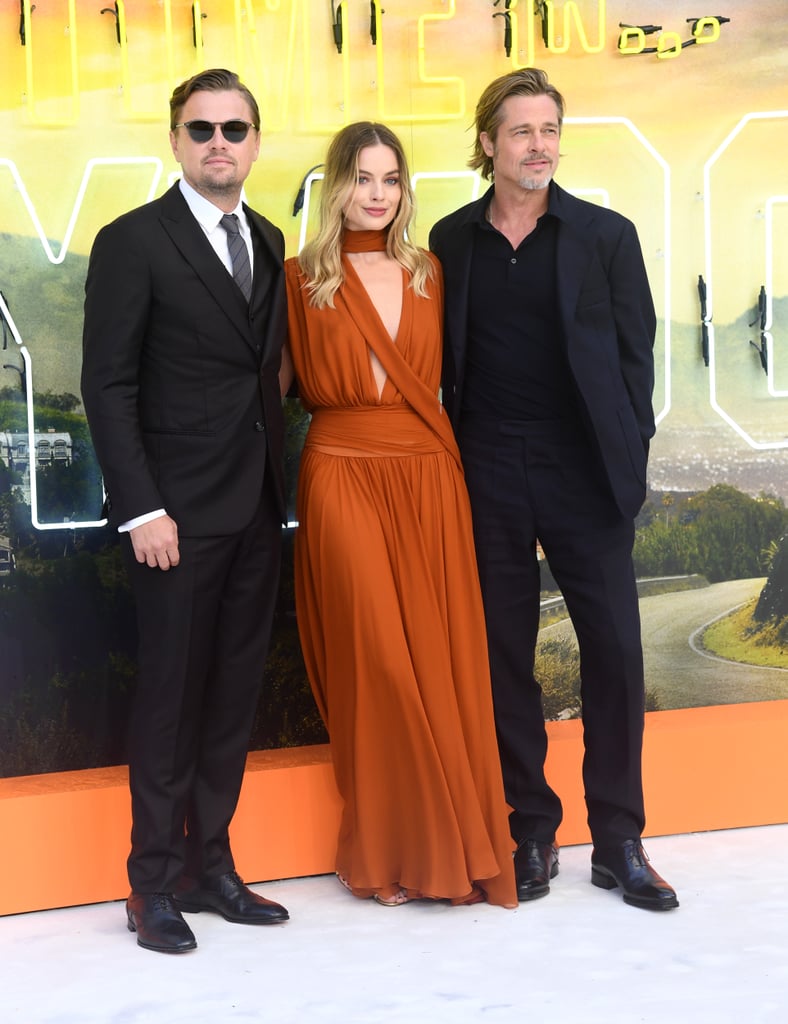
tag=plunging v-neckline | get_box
[343,230,402,341]
[342,230,404,400]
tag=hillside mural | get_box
[1,1,786,777]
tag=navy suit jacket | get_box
[429,183,657,520]
[81,183,287,534]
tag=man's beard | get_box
[518,173,552,191]
[199,160,241,197]
[201,177,240,198]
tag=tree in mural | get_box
[683,486,787,582]
[634,485,788,582]
[753,534,788,644]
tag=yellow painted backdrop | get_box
[1,1,786,495]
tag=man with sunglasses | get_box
[82,69,289,954]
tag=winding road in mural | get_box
[542,578,788,711]
[640,579,788,709]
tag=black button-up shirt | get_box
[463,187,582,425]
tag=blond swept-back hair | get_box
[298,121,434,308]
[469,68,565,181]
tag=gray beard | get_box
[518,174,552,191]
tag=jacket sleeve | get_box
[605,217,657,450]
[81,218,164,525]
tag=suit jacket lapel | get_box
[246,206,286,362]
[551,184,599,346]
[442,194,487,390]
[157,185,257,351]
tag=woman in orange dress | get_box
[280,122,516,908]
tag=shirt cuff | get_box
[118,509,167,533]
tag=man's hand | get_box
[130,516,180,570]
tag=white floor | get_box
[2,825,786,1024]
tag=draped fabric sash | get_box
[308,404,447,458]
[330,254,463,471]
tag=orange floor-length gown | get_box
[285,229,516,907]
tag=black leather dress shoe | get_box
[126,892,197,953]
[591,840,679,911]
[514,839,559,901]
[173,870,289,924]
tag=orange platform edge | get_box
[2,701,787,917]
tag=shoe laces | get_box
[624,840,649,867]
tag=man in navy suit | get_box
[430,68,678,911]
[82,69,290,952]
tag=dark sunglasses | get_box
[173,119,257,144]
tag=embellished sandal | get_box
[374,887,412,907]
[336,873,377,900]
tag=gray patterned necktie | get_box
[221,213,252,302]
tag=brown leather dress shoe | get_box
[591,840,679,911]
[126,892,197,953]
[173,870,289,924]
[514,839,559,901]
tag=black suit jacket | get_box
[81,183,287,534]
[430,183,657,520]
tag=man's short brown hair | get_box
[169,68,260,131]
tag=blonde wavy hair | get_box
[298,122,434,308]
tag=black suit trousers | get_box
[458,417,647,847]
[121,485,282,893]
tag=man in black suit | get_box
[430,68,678,911]
[82,69,290,953]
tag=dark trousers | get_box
[459,417,646,847]
[121,489,282,893]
